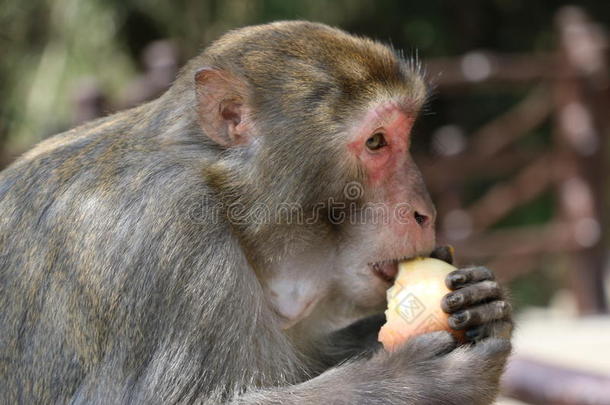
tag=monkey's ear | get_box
[195,68,252,147]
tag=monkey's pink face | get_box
[348,103,414,185]
[337,101,436,308]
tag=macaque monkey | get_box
[0,21,512,404]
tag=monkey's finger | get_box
[448,300,511,331]
[443,337,511,382]
[430,245,454,264]
[467,337,512,366]
[445,266,494,290]
[441,280,502,313]
[465,320,514,342]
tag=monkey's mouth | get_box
[369,256,415,284]
[369,256,413,283]
[371,262,398,283]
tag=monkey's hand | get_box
[442,265,513,342]
[321,262,513,369]
[376,330,511,404]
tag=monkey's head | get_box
[187,21,436,326]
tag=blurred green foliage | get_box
[1,0,609,152]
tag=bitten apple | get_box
[378,257,465,351]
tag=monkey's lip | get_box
[369,255,417,283]
[371,262,398,283]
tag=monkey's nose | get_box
[414,211,431,228]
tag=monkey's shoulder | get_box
[0,105,220,238]
[0,105,196,194]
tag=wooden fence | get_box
[424,6,609,315]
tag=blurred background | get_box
[1,1,609,404]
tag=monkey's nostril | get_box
[414,211,428,227]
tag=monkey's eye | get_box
[365,132,388,151]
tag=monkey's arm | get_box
[312,313,386,370]
[232,332,511,405]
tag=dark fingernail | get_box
[452,310,468,324]
[449,274,466,285]
[447,293,464,308]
